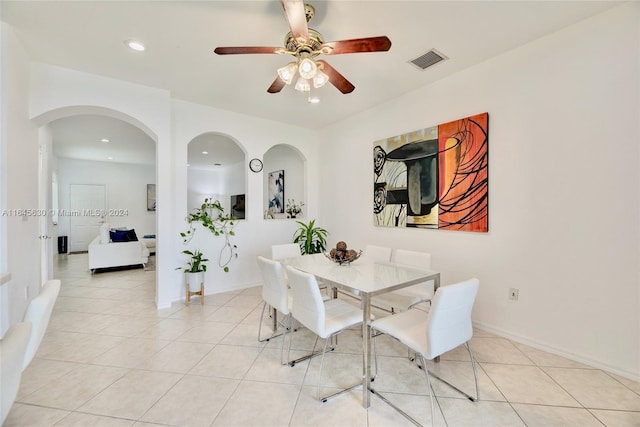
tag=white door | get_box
[38,141,53,283]
[69,184,106,252]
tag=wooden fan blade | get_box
[317,60,355,94]
[214,46,281,55]
[280,0,309,43]
[267,76,286,93]
[322,36,392,55]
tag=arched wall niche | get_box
[187,132,247,218]
[263,143,306,219]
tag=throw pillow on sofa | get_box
[109,229,139,242]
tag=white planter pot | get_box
[186,271,204,292]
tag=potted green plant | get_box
[292,219,328,254]
[179,249,208,292]
[180,198,238,272]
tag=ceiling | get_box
[188,132,245,169]
[50,115,244,167]
[1,0,620,164]
[49,115,156,165]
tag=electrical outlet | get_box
[508,288,519,301]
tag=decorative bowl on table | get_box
[325,241,362,265]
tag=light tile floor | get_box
[6,253,640,427]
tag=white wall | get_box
[56,158,157,239]
[0,24,8,335]
[221,161,246,213]
[187,162,245,214]
[172,99,319,305]
[28,63,173,308]
[318,3,640,379]
[0,24,41,335]
[187,167,222,212]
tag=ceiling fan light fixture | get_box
[294,77,311,92]
[277,62,297,85]
[312,70,328,88]
[298,57,317,79]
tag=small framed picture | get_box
[147,184,156,211]
[230,194,246,219]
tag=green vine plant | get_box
[180,198,238,272]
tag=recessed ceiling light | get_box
[101,138,109,143]
[308,96,320,104]
[202,151,209,155]
[125,39,146,52]
[107,157,113,160]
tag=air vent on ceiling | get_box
[409,49,447,70]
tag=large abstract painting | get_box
[373,112,488,232]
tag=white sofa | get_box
[141,237,156,254]
[88,235,149,273]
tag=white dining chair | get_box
[1,322,32,425]
[371,278,480,427]
[273,243,330,300]
[22,279,61,370]
[371,249,433,313]
[256,256,291,364]
[286,265,366,401]
[363,244,392,262]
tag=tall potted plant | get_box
[292,219,328,254]
[179,249,208,292]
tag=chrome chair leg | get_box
[368,347,429,427]
[279,313,292,365]
[258,302,287,343]
[317,337,331,400]
[466,342,480,401]
[288,333,326,367]
[418,354,436,427]
[372,327,378,379]
[417,342,479,402]
[317,332,363,403]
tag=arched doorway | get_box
[32,106,159,301]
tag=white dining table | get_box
[283,252,440,408]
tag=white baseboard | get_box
[473,320,640,383]
[158,281,261,310]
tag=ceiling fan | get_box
[214,0,391,95]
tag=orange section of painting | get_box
[437,112,489,232]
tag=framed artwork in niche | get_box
[373,112,488,232]
[231,194,246,219]
[147,184,156,212]
[268,170,285,214]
